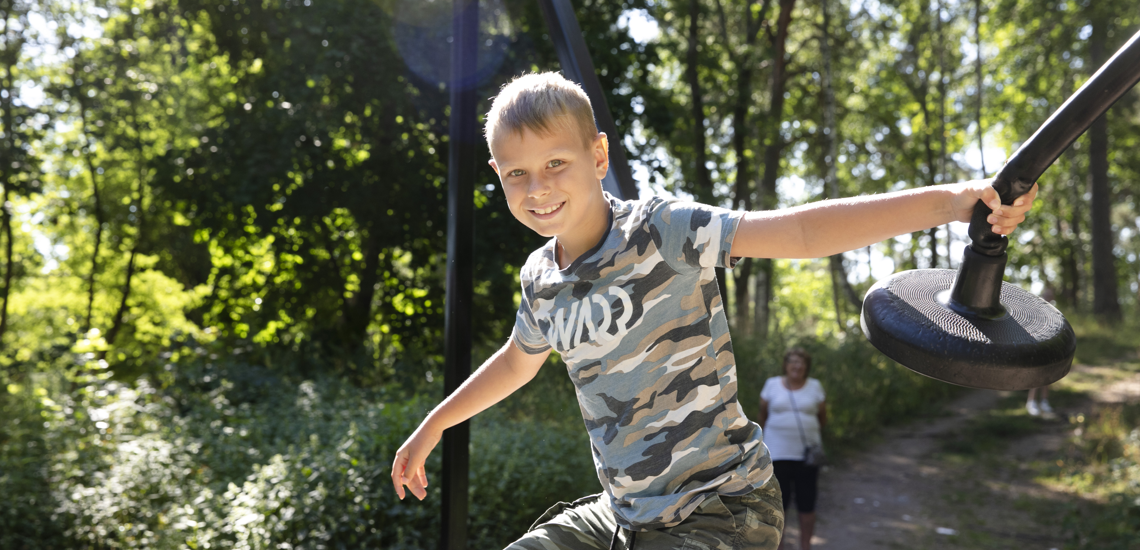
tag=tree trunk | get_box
[753,259,770,339]
[724,0,764,333]
[686,0,730,319]
[1058,70,1084,311]
[754,0,797,339]
[819,0,847,331]
[342,227,382,350]
[1088,14,1121,324]
[0,35,14,350]
[687,0,713,205]
[974,0,986,177]
[933,0,947,268]
[902,12,939,269]
[78,89,105,333]
[759,0,796,211]
[1061,243,1078,308]
[0,185,11,350]
[104,246,137,347]
[1066,147,1085,310]
[917,74,938,268]
[106,74,149,347]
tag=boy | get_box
[391,72,1036,549]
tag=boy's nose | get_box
[526,175,552,198]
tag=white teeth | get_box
[533,203,563,215]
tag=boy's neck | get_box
[555,194,612,269]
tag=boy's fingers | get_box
[981,186,1002,211]
[991,214,1026,234]
[391,457,406,499]
[1015,183,1038,212]
[981,181,1038,212]
[403,467,428,500]
[391,449,432,500]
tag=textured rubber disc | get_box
[861,269,1075,390]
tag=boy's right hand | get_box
[388,341,550,501]
[391,423,443,500]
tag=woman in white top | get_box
[758,347,827,550]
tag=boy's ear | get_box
[487,158,500,175]
[593,132,610,181]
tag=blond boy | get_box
[392,72,1036,549]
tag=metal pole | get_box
[537,0,639,200]
[442,0,478,548]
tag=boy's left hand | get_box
[952,179,1039,236]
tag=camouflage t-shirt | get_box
[512,193,772,531]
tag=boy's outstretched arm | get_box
[391,340,550,500]
[730,179,1038,259]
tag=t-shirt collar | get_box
[551,192,618,275]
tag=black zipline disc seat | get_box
[861,29,1140,391]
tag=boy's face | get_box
[488,124,610,247]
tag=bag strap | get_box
[786,380,811,452]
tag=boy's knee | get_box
[508,494,613,550]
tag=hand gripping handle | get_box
[969,28,1140,257]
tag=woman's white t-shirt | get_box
[760,376,826,461]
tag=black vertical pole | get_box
[442,0,478,549]
[537,0,639,200]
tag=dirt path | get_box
[779,365,1140,550]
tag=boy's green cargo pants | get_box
[505,479,784,550]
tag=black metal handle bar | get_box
[969,28,1140,256]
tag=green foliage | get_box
[0,350,598,550]
[1055,402,1140,549]
[1,331,966,549]
[1067,312,1140,366]
[7,0,1140,381]
[4,250,211,372]
[0,372,66,548]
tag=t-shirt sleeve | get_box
[511,282,552,355]
[813,378,826,402]
[649,199,744,272]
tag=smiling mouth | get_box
[531,202,564,215]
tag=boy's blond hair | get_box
[484,72,599,151]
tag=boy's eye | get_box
[548,159,564,168]
[509,169,525,177]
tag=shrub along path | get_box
[780,363,1140,550]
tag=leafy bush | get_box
[0,372,67,548]
[1,352,597,550]
[1,303,972,549]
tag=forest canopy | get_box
[1,0,1137,378]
